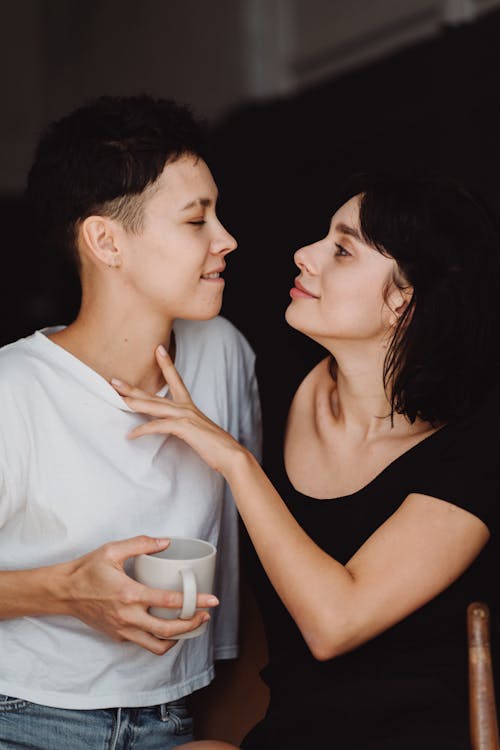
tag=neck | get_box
[325,339,410,438]
[48,281,174,394]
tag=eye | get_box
[188,220,206,226]
[335,243,351,257]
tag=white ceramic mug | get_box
[133,537,216,639]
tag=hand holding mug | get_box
[62,535,218,654]
[133,537,217,640]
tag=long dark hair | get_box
[341,174,500,424]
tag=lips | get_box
[292,278,318,298]
[201,265,225,279]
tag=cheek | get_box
[324,279,382,314]
[324,272,376,309]
[131,241,203,291]
[288,274,389,337]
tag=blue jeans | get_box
[0,694,193,749]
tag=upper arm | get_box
[333,403,497,655]
[338,493,490,654]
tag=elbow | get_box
[298,571,361,661]
[303,618,356,662]
[308,640,339,662]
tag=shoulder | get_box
[174,316,255,364]
[175,318,260,437]
[301,356,332,393]
[0,336,42,454]
[0,334,36,365]
[174,317,258,402]
[289,355,332,413]
[411,394,500,532]
[0,332,65,421]
[0,334,40,390]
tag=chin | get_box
[285,302,306,333]
[180,302,223,321]
[285,305,330,345]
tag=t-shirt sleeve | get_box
[238,370,263,464]
[212,482,240,660]
[211,343,262,658]
[0,382,26,529]
[412,402,498,533]
[0,454,23,530]
[0,462,11,528]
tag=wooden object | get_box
[468,602,499,750]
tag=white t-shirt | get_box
[0,316,261,709]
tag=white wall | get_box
[1,0,249,191]
[249,0,500,94]
[2,0,500,192]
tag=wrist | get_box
[40,559,76,616]
[224,444,257,484]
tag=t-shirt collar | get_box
[30,327,173,411]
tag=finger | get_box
[139,587,219,610]
[128,418,178,440]
[104,535,170,564]
[118,625,178,655]
[111,378,153,399]
[156,345,192,403]
[123,396,183,418]
[144,610,211,640]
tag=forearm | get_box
[226,449,356,659]
[0,562,72,620]
[115,351,489,660]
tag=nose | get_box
[294,240,320,274]
[210,220,238,256]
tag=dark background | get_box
[2,5,500,372]
[2,5,500,742]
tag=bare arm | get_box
[0,535,218,655]
[221,451,488,659]
[112,348,490,660]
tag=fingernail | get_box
[207,596,219,606]
[111,378,123,386]
[156,538,170,546]
[157,344,167,357]
[201,613,211,622]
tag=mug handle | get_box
[179,568,197,619]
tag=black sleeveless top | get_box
[242,356,499,750]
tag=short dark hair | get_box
[26,95,207,261]
[337,173,500,424]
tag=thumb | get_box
[107,535,170,565]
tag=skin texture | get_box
[111,195,490,669]
[0,155,238,653]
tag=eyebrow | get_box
[180,197,214,211]
[334,221,363,241]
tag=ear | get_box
[79,215,122,269]
[386,284,413,326]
